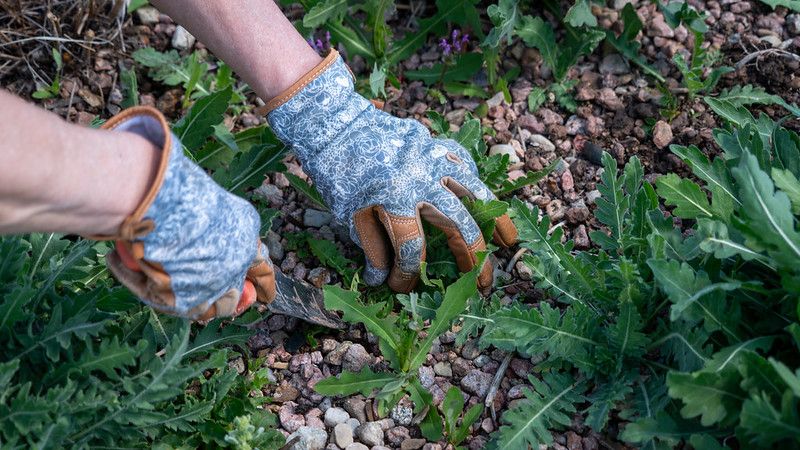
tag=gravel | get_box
[342,344,373,372]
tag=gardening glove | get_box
[265,50,518,292]
[91,106,276,320]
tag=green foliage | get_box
[32,48,63,99]
[441,386,484,447]
[605,4,666,82]
[316,258,483,431]
[759,0,800,12]
[488,373,586,450]
[0,235,282,448]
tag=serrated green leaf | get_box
[667,370,744,426]
[527,86,546,111]
[484,0,521,47]
[324,286,399,352]
[285,172,328,211]
[656,173,713,219]
[487,373,585,450]
[732,152,800,267]
[565,0,596,27]
[303,0,348,27]
[173,87,231,152]
[759,0,800,12]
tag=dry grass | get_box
[0,0,121,94]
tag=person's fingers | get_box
[353,206,392,286]
[419,189,493,290]
[354,205,425,293]
[442,176,518,247]
[247,241,277,304]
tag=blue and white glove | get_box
[266,51,517,292]
[93,107,276,320]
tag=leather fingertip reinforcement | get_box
[493,214,519,247]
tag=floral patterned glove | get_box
[93,107,276,320]
[266,51,517,292]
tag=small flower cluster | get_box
[439,29,469,56]
[307,31,332,54]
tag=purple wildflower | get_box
[439,38,452,56]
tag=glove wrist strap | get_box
[86,106,172,241]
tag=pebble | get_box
[303,209,333,227]
[345,444,369,450]
[489,144,520,164]
[460,369,493,397]
[486,92,505,108]
[390,404,413,426]
[648,14,674,38]
[342,344,373,372]
[324,407,350,427]
[597,88,624,110]
[515,261,533,280]
[307,267,331,288]
[652,120,673,149]
[433,361,453,377]
[460,339,481,360]
[135,6,160,25]
[518,114,546,133]
[280,402,306,432]
[254,183,283,205]
[574,225,591,249]
[334,423,354,448]
[171,25,196,50]
[474,354,491,368]
[401,439,427,450]
[565,116,587,136]
[386,426,411,446]
[422,443,443,450]
[274,382,301,403]
[529,134,556,153]
[599,54,629,75]
[481,417,495,433]
[567,431,583,450]
[266,230,285,261]
[346,418,361,432]
[545,199,567,222]
[561,170,575,191]
[355,422,384,447]
[452,357,472,378]
[788,14,800,36]
[344,397,368,423]
[585,190,602,204]
[418,365,435,388]
[286,426,327,450]
[565,207,590,224]
[538,108,564,125]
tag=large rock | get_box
[460,369,493,397]
[324,407,350,428]
[355,422,384,447]
[334,423,354,448]
[342,344,373,372]
[286,426,327,450]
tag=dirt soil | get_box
[2,1,799,449]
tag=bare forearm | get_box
[0,90,158,235]
[150,0,322,101]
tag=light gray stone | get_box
[171,25,196,50]
[135,6,160,25]
[345,444,369,450]
[355,422,384,447]
[324,407,350,428]
[460,369,493,398]
[304,209,333,227]
[334,423,354,448]
[286,426,328,450]
[489,144,520,164]
[529,134,556,153]
[433,361,453,377]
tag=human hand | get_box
[94,107,276,320]
[266,51,517,292]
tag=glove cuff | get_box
[262,49,343,114]
[266,50,372,164]
[87,106,174,241]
